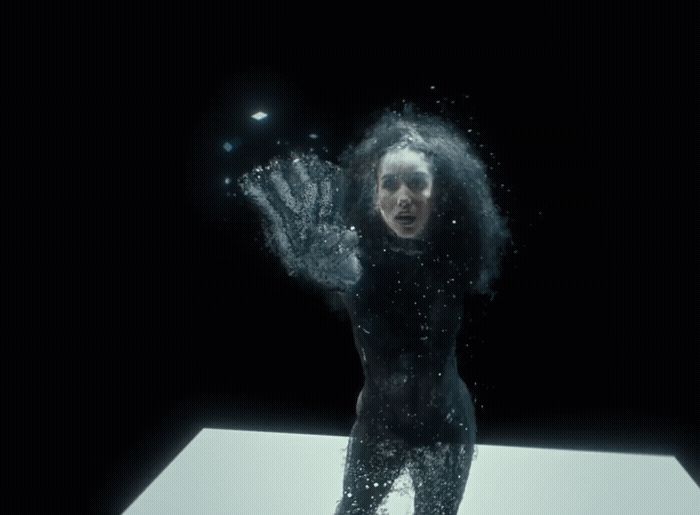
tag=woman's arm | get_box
[238,153,363,292]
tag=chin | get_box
[393,226,421,239]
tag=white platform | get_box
[124,428,699,514]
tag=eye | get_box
[408,177,428,191]
[381,176,399,191]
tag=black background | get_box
[12,4,695,513]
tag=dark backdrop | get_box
[15,4,695,513]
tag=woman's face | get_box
[376,148,434,239]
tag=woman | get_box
[239,108,510,514]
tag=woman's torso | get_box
[340,240,476,444]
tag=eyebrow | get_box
[380,171,431,180]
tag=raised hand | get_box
[238,153,363,291]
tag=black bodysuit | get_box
[237,152,483,514]
[334,230,477,514]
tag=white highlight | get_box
[380,147,432,176]
[124,428,700,514]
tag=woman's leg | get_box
[407,441,474,515]
[335,418,408,514]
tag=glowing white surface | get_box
[124,428,699,514]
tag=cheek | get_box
[418,200,432,220]
[377,192,392,210]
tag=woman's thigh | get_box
[335,418,409,514]
[406,441,474,515]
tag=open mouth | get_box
[395,214,417,225]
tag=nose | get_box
[397,187,411,207]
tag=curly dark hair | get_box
[338,105,512,299]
